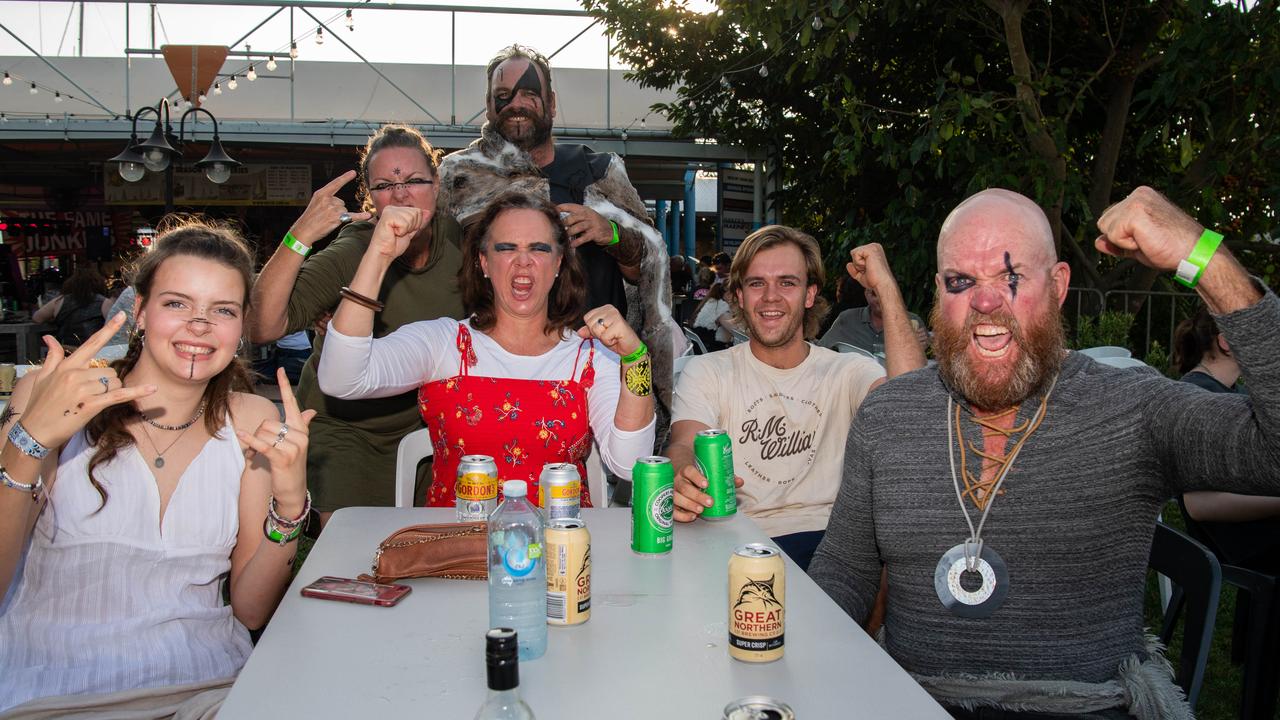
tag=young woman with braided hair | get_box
[0,220,314,715]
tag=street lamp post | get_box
[107,97,242,213]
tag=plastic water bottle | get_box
[473,628,535,720]
[488,480,547,661]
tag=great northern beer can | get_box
[545,518,591,626]
[723,696,795,720]
[694,429,737,520]
[537,462,581,521]
[455,454,498,522]
[631,456,674,555]
[728,543,785,662]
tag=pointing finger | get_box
[67,312,127,365]
[318,169,358,196]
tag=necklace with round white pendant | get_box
[935,377,1057,619]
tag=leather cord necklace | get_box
[934,375,1057,618]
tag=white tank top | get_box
[0,415,252,711]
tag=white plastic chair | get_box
[1096,356,1147,369]
[394,427,434,508]
[730,328,750,346]
[682,326,707,355]
[1079,345,1132,359]
[832,342,880,361]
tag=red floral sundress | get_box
[417,324,596,508]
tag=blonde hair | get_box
[725,225,829,339]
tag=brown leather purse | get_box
[362,522,488,583]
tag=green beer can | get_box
[631,456,674,555]
[694,429,737,520]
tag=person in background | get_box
[696,253,716,289]
[32,267,107,349]
[1173,307,1279,574]
[690,280,735,350]
[670,228,925,570]
[250,124,464,524]
[318,193,655,507]
[818,277,928,355]
[0,221,311,715]
[817,274,866,338]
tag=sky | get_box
[0,1,717,69]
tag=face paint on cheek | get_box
[190,356,196,380]
[1004,251,1019,300]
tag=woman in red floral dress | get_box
[318,193,656,506]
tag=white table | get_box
[220,508,947,719]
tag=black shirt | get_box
[542,144,629,316]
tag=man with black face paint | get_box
[438,44,676,422]
[810,187,1280,719]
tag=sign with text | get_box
[0,210,127,258]
[717,166,757,253]
[104,164,312,206]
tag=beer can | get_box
[728,543,785,662]
[545,518,591,626]
[537,462,581,521]
[694,429,737,520]
[631,456,674,555]
[455,454,498,522]
[723,696,795,720]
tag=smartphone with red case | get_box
[300,576,412,607]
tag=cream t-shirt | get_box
[672,343,884,537]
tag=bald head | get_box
[937,189,1056,270]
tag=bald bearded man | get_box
[810,187,1280,719]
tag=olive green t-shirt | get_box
[285,214,464,509]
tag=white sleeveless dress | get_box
[0,417,253,712]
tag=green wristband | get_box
[1174,229,1223,289]
[620,341,648,364]
[282,232,311,258]
[263,516,303,545]
[608,220,620,247]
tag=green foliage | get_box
[1074,310,1137,350]
[585,0,1280,309]
[1143,340,1173,378]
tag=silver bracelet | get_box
[267,490,311,528]
[1,465,44,502]
[7,422,50,460]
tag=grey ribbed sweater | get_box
[811,291,1280,697]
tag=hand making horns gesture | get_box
[235,367,317,501]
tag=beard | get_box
[498,107,553,151]
[744,305,806,349]
[930,292,1066,411]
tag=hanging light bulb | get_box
[759,65,769,78]
[266,55,277,71]
[45,114,52,124]
[228,75,238,90]
[198,90,207,104]
[247,64,257,81]
[213,82,222,95]
[289,41,298,59]
[315,26,325,45]
[0,113,7,122]
[640,117,646,129]
[812,15,822,31]
[29,82,37,95]
[54,91,63,102]
[2,72,11,86]
[346,9,354,30]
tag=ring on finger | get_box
[595,317,605,326]
[274,423,289,445]
[339,212,352,224]
[99,376,110,394]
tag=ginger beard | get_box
[930,289,1066,411]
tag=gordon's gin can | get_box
[538,462,582,520]
[545,517,591,625]
[728,543,785,662]
[456,454,498,522]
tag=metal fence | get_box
[1064,286,1202,358]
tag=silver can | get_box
[723,696,795,720]
[455,454,498,522]
[538,462,581,521]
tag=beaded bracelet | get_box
[7,422,50,460]
[1,465,44,502]
[339,286,385,312]
[267,490,311,528]
[263,516,303,545]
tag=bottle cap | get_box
[502,479,527,498]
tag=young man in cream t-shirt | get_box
[668,226,925,570]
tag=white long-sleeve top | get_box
[318,318,655,479]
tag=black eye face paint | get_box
[493,62,543,114]
[1004,251,1019,300]
[944,274,975,294]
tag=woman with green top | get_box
[250,124,463,525]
